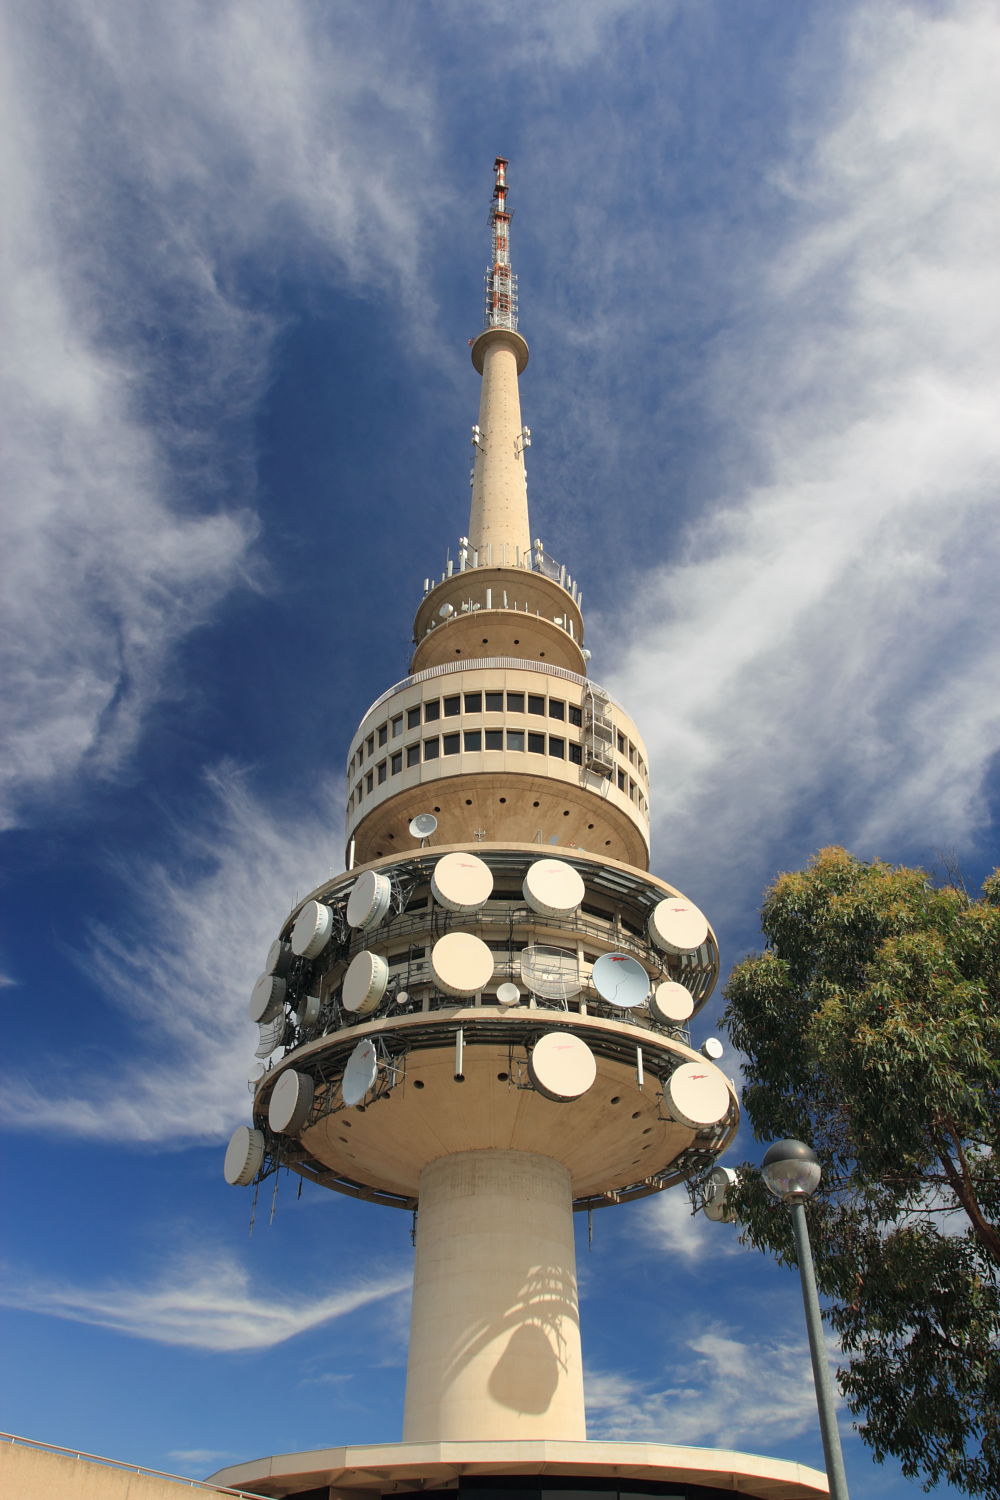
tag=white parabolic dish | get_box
[342,950,389,1014]
[266,938,293,976]
[431,851,494,912]
[664,1060,731,1129]
[347,870,392,930]
[649,980,695,1024]
[249,972,286,1024]
[343,1039,378,1107]
[291,900,334,959]
[268,1069,314,1134]
[522,858,586,918]
[703,1164,739,1223]
[528,1031,597,1101]
[648,897,709,955]
[223,1125,265,1186]
[295,994,321,1029]
[431,931,495,996]
[591,952,649,1009]
[496,981,521,1007]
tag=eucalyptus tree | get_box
[724,848,1000,1496]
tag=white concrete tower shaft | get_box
[468,157,532,566]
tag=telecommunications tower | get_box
[215,161,826,1500]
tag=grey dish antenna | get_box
[591,952,650,1010]
[343,1038,379,1107]
[409,811,439,844]
[703,1165,739,1223]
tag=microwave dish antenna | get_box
[408,812,439,846]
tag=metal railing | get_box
[0,1431,270,1497]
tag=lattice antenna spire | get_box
[484,156,518,332]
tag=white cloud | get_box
[638,1187,744,1263]
[0,761,343,1142]
[0,1,444,827]
[586,1327,826,1448]
[598,1,1000,903]
[2,1248,408,1353]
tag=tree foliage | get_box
[723,848,1000,1496]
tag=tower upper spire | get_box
[485,156,517,332]
[468,158,532,565]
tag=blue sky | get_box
[2,0,998,1493]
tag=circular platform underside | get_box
[208,1438,829,1500]
[255,1009,737,1209]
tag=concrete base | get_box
[403,1151,586,1442]
[208,1438,830,1499]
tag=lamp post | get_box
[761,1139,851,1500]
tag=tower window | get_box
[464,730,482,751]
[528,694,545,716]
[617,770,626,791]
[549,737,565,758]
[444,695,461,717]
[569,706,583,726]
[378,725,388,747]
[506,692,524,712]
[365,772,374,793]
[464,693,482,713]
[617,733,626,753]
[424,737,440,760]
[366,735,375,756]
[391,715,403,737]
[407,707,421,729]
[507,730,525,751]
[528,732,545,754]
[377,762,387,784]
[569,743,583,765]
[406,744,420,767]
[425,700,441,722]
[549,699,565,720]
[443,733,461,755]
[485,692,503,712]
[485,730,503,750]
[391,752,402,775]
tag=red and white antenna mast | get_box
[484,155,518,332]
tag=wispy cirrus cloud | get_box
[637,1186,744,1263]
[598,1,1000,905]
[586,1327,827,1448]
[0,1,443,827]
[0,762,342,1142]
[1,1249,408,1353]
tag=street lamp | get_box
[761,1140,850,1500]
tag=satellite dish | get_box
[223,1125,265,1186]
[648,898,709,955]
[342,1038,379,1107]
[255,1015,285,1058]
[249,972,286,1024]
[346,871,392,930]
[528,1031,597,1102]
[431,931,494,996]
[519,945,582,1000]
[395,988,410,1006]
[703,1165,739,1223]
[409,811,439,842]
[247,1062,266,1087]
[265,938,293,977]
[268,1069,314,1134]
[664,1060,731,1129]
[522,858,586,918]
[342,950,390,1014]
[291,900,334,959]
[295,994,321,1030]
[496,981,521,1007]
[649,980,695,1025]
[700,1036,725,1061]
[581,648,592,661]
[591,953,650,1009]
[431,851,493,912]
